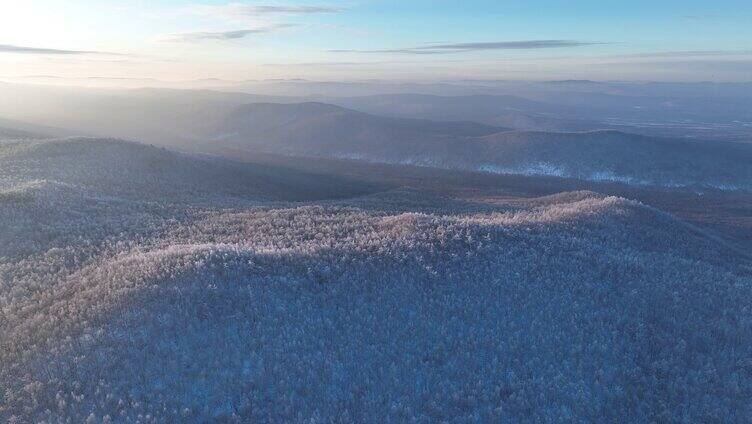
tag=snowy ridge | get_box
[478,162,567,178]
[2,173,752,422]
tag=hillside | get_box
[2,182,752,422]
[0,137,388,259]
[0,137,379,203]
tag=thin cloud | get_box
[162,24,296,42]
[225,5,343,15]
[616,50,752,59]
[331,40,601,55]
[187,3,343,19]
[263,60,396,67]
[420,40,600,50]
[0,44,122,55]
[329,48,457,55]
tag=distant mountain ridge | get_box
[323,92,752,142]
[212,102,752,191]
[212,101,508,155]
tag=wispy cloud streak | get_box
[224,5,342,15]
[616,50,752,59]
[187,3,343,19]
[162,24,296,42]
[0,44,121,55]
[331,40,601,55]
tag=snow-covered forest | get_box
[2,137,752,422]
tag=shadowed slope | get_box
[0,137,381,203]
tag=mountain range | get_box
[207,102,752,190]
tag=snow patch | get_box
[478,162,567,177]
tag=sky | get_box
[0,0,751,82]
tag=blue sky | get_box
[0,0,750,81]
